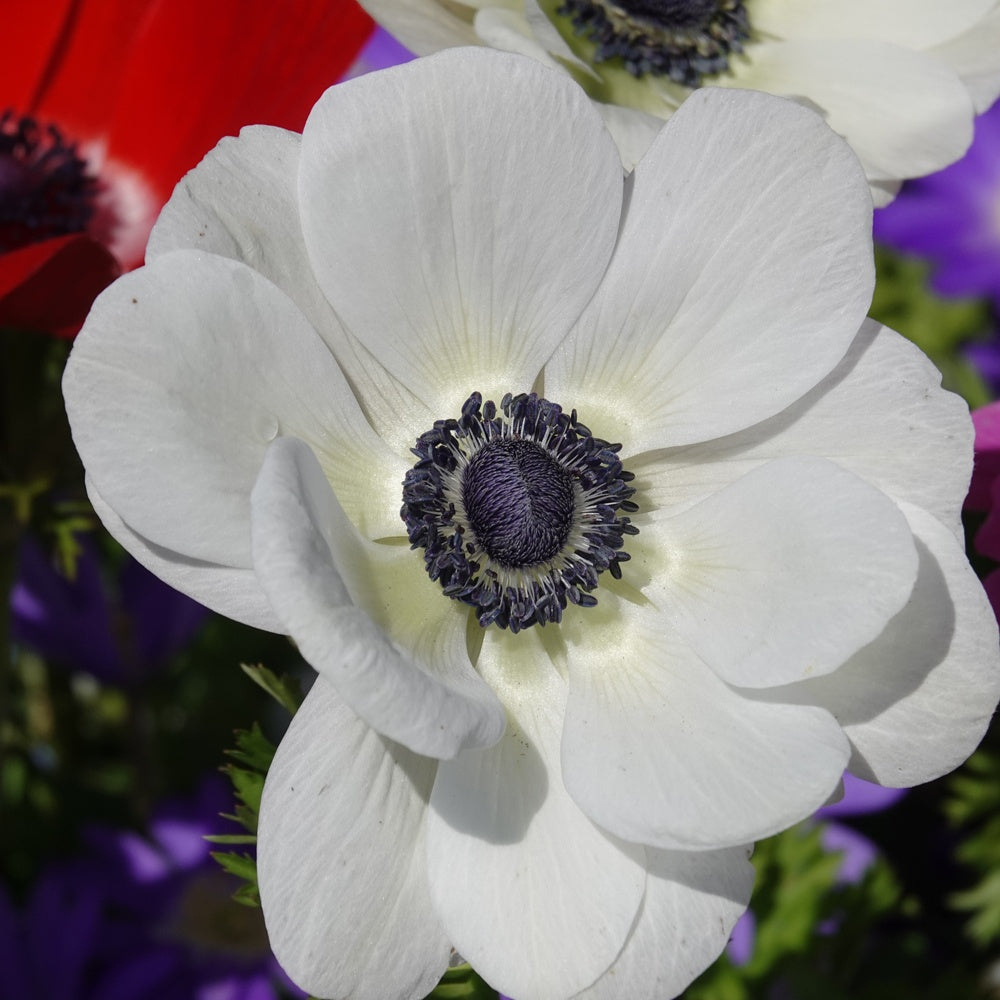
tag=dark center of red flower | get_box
[0,110,97,253]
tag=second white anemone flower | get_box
[357,0,1000,204]
[64,49,999,1000]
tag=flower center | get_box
[463,438,575,567]
[0,110,97,253]
[401,392,638,632]
[557,0,750,84]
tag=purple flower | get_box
[874,97,1000,309]
[0,777,296,1000]
[10,534,207,685]
[345,26,414,78]
[83,776,303,1000]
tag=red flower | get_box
[1,0,373,336]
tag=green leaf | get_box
[203,833,258,845]
[870,247,992,409]
[240,662,303,715]
[210,850,258,883]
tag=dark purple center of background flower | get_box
[557,0,750,84]
[462,438,575,568]
[0,111,97,253]
[617,0,720,29]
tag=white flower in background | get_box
[64,48,999,1000]
[357,0,1000,205]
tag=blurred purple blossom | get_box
[0,777,298,1000]
[345,26,415,78]
[875,98,1000,309]
[10,534,207,685]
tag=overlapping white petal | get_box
[573,847,755,1000]
[426,628,646,999]
[559,599,851,850]
[632,321,974,542]
[358,0,1000,199]
[545,87,873,453]
[299,47,623,419]
[751,0,997,48]
[767,505,1000,787]
[147,125,434,453]
[64,251,402,566]
[932,5,1000,111]
[258,677,450,1000]
[722,39,974,186]
[250,436,505,759]
[86,477,282,632]
[638,457,918,689]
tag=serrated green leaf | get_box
[211,850,258,883]
[224,763,265,821]
[225,721,277,771]
[204,833,258,845]
[232,882,261,908]
[240,662,303,714]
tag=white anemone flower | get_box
[64,48,999,1000]
[357,0,1000,205]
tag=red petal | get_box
[0,234,120,338]
[108,0,374,204]
[4,0,148,139]
[1,0,81,116]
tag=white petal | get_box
[474,6,559,66]
[64,251,401,567]
[777,504,1000,787]
[258,676,449,1000]
[298,47,623,418]
[634,320,973,544]
[592,102,665,173]
[573,847,755,1000]
[637,456,918,688]
[147,125,432,455]
[357,0,479,54]
[930,6,1000,112]
[250,436,506,758]
[723,39,974,182]
[86,477,282,632]
[752,0,997,49]
[545,87,873,452]
[559,598,849,850]
[426,628,646,1000]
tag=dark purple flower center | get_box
[463,438,575,568]
[401,392,638,633]
[557,0,750,85]
[0,110,97,253]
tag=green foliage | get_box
[682,813,990,1000]
[870,247,993,408]
[945,749,1000,947]
[424,963,499,1000]
[207,722,279,909]
[240,662,304,715]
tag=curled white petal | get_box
[250,436,506,759]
